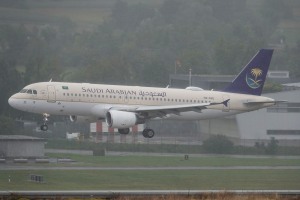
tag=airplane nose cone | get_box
[8,95,17,108]
[8,96,14,107]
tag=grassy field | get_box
[46,153,300,167]
[0,154,299,190]
[1,169,299,190]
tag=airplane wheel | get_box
[40,124,48,131]
[142,128,155,138]
[118,128,130,135]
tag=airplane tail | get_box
[223,49,274,96]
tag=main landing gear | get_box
[142,128,155,138]
[118,128,155,138]
[40,113,50,131]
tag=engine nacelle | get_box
[69,115,96,123]
[106,110,137,129]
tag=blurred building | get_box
[199,89,300,146]
[0,135,46,158]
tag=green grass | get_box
[0,154,299,190]
[46,153,300,167]
[1,170,299,190]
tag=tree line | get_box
[0,0,299,129]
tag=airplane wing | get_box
[111,99,230,118]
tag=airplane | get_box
[8,49,280,138]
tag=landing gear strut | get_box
[142,128,155,138]
[40,113,50,131]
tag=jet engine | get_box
[106,110,137,128]
[69,115,96,123]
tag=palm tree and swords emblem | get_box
[246,68,263,89]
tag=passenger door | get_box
[47,85,56,103]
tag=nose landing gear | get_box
[40,113,50,131]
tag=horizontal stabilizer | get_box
[244,100,286,105]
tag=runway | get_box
[0,165,300,171]
[0,190,300,198]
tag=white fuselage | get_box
[8,82,275,122]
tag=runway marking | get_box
[1,166,300,170]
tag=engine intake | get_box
[106,110,137,128]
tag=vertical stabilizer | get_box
[223,49,274,96]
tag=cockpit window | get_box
[19,88,37,94]
[19,89,27,93]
